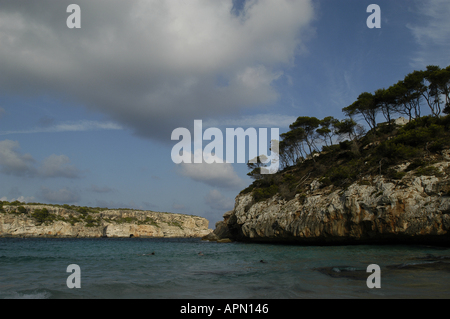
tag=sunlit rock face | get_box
[212,160,450,245]
[0,206,212,238]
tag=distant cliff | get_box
[0,204,212,238]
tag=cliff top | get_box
[0,201,201,219]
[243,114,450,203]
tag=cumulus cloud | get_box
[37,186,80,204]
[0,195,35,203]
[0,140,36,176]
[38,154,81,178]
[176,151,246,189]
[204,189,234,211]
[0,140,80,178]
[0,0,315,142]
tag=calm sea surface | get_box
[1,237,450,299]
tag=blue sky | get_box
[0,0,449,226]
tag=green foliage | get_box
[243,65,450,205]
[168,221,183,229]
[17,206,27,214]
[386,169,406,180]
[240,183,255,195]
[377,141,419,161]
[31,208,55,224]
[334,118,358,140]
[414,166,443,177]
[114,216,138,224]
[405,159,425,172]
[253,184,279,202]
[137,217,159,227]
[282,174,296,186]
[297,193,307,204]
[321,144,340,153]
[77,207,89,215]
[84,214,100,227]
[247,155,270,180]
[67,214,81,226]
[325,165,357,186]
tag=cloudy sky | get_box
[0,0,449,226]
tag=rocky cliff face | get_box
[206,159,450,245]
[0,205,212,238]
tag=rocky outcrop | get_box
[210,160,450,245]
[0,205,212,238]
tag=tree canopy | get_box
[250,64,450,175]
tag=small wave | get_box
[332,266,362,272]
[394,261,438,268]
[5,290,51,299]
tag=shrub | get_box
[326,160,360,184]
[322,144,340,153]
[67,214,81,226]
[84,215,100,227]
[283,174,295,184]
[415,166,443,177]
[428,139,446,153]
[319,177,332,187]
[78,207,89,215]
[137,217,159,227]
[17,206,27,214]
[298,193,307,204]
[387,169,406,180]
[253,185,279,202]
[377,141,419,160]
[339,140,352,151]
[31,208,55,224]
[406,159,425,172]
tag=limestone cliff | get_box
[0,205,212,238]
[205,159,450,245]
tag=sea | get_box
[1,237,450,300]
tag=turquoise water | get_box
[1,238,450,299]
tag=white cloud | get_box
[0,0,315,142]
[0,140,36,176]
[37,186,80,204]
[0,195,35,203]
[39,154,81,178]
[177,151,246,189]
[204,189,234,211]
[0,120,123,136]
[407,0,450,68]
[0,140,80,178]
[203,113,297,128]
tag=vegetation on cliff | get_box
[0,201,198,228]
[244,64,450,203]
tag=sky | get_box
[0,0,449,226]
